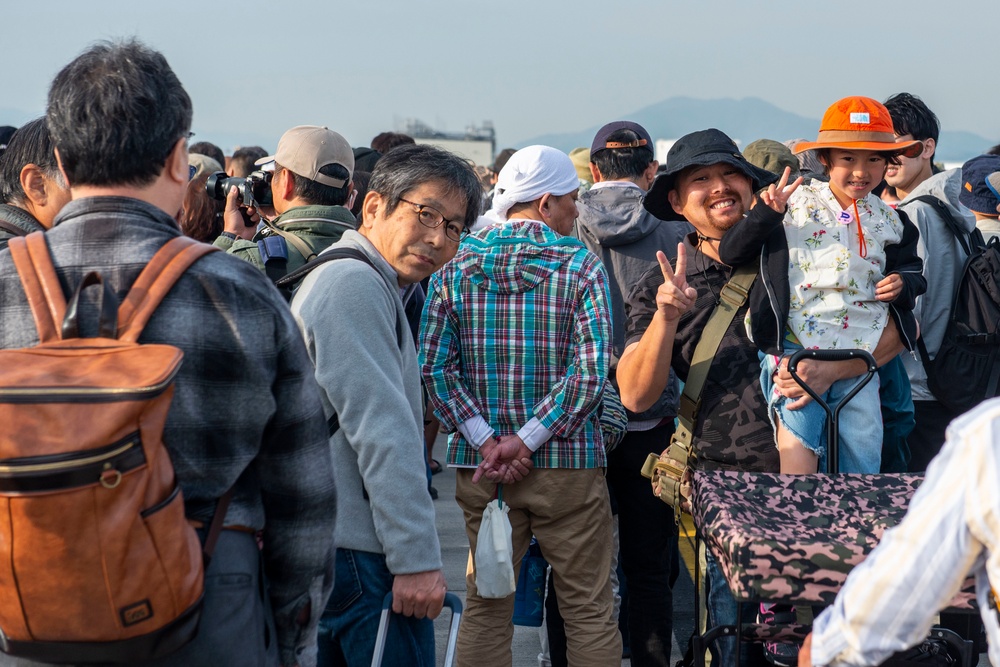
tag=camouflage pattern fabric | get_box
[692,471,976,608]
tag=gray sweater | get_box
[291,230,442,574]
[897,169,977,400]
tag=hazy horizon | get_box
[6,1,999,154]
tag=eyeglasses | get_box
[399,197,466,242]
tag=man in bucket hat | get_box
[618,128,909,666]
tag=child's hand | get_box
[759,166,804,214]
[876,273,903,302]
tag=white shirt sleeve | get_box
[457,415,494,450]
[516,417,554,453]
[810,405,999,666]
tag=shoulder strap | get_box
[261,218,318,263]
[117,237,220,343]
[674,263,758,451]
[0,218,28,238]
[279,247,405,437]
[910,195,976,256]
[8,232,68,343]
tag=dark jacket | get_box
[0,204,45,250]
[719,199,925,356]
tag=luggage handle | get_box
[371,591,463,667]
[787,349,877,474]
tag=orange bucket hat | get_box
[792,96,923,158]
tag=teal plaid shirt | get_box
[419,220,612,469]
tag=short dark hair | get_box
[229,145,267,178]
[0,117,63,205]
[279,161,352,207]
[189,141,226,170]
[591,128,654,180]
[883,93,939,163]
[370,132,415,154]
[46,39,192,188]
[350,170,372,219]
[369,144,482,230]
[986,143,1000,157]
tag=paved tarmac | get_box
[429,435,690,667]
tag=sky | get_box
[5,0,999,155]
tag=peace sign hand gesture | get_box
[655,243,698,322]
[759,166,803,214]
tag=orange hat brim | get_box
[793,137,923,159]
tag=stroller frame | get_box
[689,348,976,667]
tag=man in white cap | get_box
[420,145,621,666]
[214,125,358,289]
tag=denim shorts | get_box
[759,347,882,474]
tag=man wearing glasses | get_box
[290,144,482,667]
[420,146,621,666]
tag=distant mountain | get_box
[516,96,994,164]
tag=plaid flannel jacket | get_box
[420,219,612,469]
[0,197,336,664]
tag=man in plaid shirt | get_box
[420,145,621,667]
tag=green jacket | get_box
[213,204,357,275]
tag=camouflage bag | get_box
[641,264,757,522]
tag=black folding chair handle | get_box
[786,349,877,474]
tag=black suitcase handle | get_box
[787,349,877,474]
[371,591,463,666]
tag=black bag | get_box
[912,195,1000,414]
[878,639,958,666]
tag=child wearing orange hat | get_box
[720,95,928,666]
[722,96,926,477]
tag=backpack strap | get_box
[260,217,318,263]
[0,218,28,238]
[117,237,220,343]
[909,195,978,256]
[8,232,68,343]
[279,247,405,437]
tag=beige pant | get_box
[455,467,621,667]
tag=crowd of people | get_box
[2,38,1000,667]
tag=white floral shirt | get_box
[784,181,905,351]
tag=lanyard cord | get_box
[852,200,867,259]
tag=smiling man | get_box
[619,128,906,666]
[290,144,482,667]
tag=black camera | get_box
[206,170,274,209]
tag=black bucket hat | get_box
[644,128,779,221]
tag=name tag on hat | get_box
[850,112,870,125]
[837,210,853,225]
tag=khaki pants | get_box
[455,468,621,667]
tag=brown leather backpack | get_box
[0,233,224,664]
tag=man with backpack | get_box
[0,40,337,667]
[883,93,978,472]
[214,125,358,287]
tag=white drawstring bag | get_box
[474,496,515,598]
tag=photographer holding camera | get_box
[214,125,358,286]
